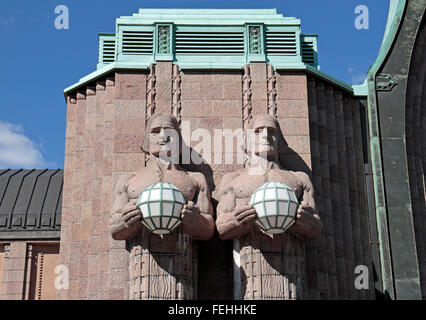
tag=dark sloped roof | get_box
[0,169,62,239]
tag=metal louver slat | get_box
[102,40,115,63]
[265,31,297,55]
[122,30,153,55]
[175,31,244,54]
[302,41,315,64]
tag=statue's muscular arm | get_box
[289,171,322,240]
[216,171,257,240]
[182,172,215,240]
[109,173,143,240]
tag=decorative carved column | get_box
[242,65,252,130]
[267,65,277,118]
[146,64,156,121]
[172,64,182,127]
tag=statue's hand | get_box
[232,204,257,225]
[216,204,257,239]
[289,204,322,240]
[121,202,142,227]
[181,201,201,226]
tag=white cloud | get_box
[347,67,367,85]
[351,74,367,85]
[0,121,49,169]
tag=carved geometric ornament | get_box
[249,181,299,234]
[137,182,186,234]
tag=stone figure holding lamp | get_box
[216,114,322,299]
[109,113,214,299]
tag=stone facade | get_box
[59,63,374,299]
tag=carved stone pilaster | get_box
[243,65,253,129]
[172,65,182,127]
[146,64,156,121]
[267,65,277,118]
[23,244,34,300]
[145,64,157,164]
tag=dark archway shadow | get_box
[180,146,233,300]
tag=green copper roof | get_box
[64,8,358,96]
[118,9,300,25]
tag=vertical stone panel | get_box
[351,98,374,299]
[70,92,86,299]
[334,91,357,299]
[112,71,146,300]
[276,71,311,172]
[316,81,338,299]
[342,96,363,299]
[155,61,173,114]
[306,77,322,300]
[249,63,268,116]
[324,85,347,299]
[180,69,242,299]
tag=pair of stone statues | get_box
[109,113,322,299]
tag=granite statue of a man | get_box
[216,114,322,299]
[110,113,214,299]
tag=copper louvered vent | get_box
[102,39,116,63]
[175,31,245,54]
[301,40,315,65]
[265,31,297,55]
[122,30,153,55]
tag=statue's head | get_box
[245,114,287,161]
[141,113,182,161]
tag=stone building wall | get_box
[60,63,374,299]
[59,71,146,299]
[306,76,374,299]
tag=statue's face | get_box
[249,117,279,158]
[148,115,180,159]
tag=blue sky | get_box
[0,0,389,169]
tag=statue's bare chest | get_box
[231,169,302,202]
[126,169,197,202]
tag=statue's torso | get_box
[231,168,303,206]
[126,166,198,202]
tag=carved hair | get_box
[140,113,182,154]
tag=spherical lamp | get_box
[249,181,299,234]
[136,182,186,235]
